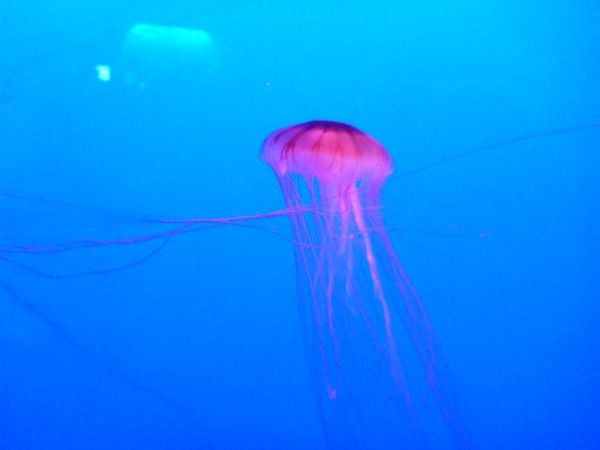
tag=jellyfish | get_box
[261,120,464,448]
[3,118,598,447]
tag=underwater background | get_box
[1,0,598,448]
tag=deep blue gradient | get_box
[1,1,598,448]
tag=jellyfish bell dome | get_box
[261,121,393,186]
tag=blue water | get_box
[1,1,598,448]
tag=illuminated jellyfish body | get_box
[262,121,462,448]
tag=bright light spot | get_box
[122,23,219,89]
[95,65,111,81]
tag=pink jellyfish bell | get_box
[262,120,392,195]
[261,121,461,447]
